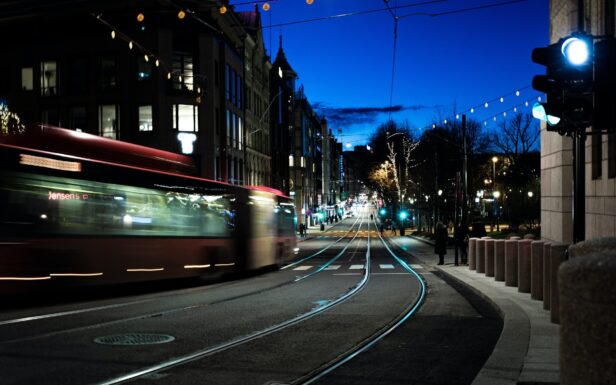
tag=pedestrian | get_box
[299,223,305,238]
[454,222,469,266]
[435,222,447,265]
[391,221,396,235]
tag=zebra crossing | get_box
[292,264,424,272]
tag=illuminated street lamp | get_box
[528,191,534,198]
[493,190,501,231]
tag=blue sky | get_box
[234,0,549,147]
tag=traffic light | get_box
[532,33,594,133]
[593,36,616,133]
[379,208,387,216]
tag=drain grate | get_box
[94,333,175,346]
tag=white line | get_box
[379,264,395,269]
[349,265,364,270]
[372,272,414,275]
[333,273,362,276]
[410,264,424,269]
[325,265,341,270]
[293,266,312,271]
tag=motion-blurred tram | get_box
[0,125,297,291]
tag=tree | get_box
[0,103,26,136]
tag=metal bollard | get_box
[494,239,505,281]
[476,239,486,274]
[469,238,477,270]
[484,239,495,277]
[560,251,616,385]
[549,242,568,324]
[504,239,519,287]
[542,242,552,310]
[517,239,532,293]
[530,240,545,300]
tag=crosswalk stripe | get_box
[410,264,423,269]
[325,265,341,270]
[349,264,364,270]
[293,266,312,271]
[379,264,395,269]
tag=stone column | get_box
[494,239,505,281]
[543,242,552,310]
[550,242,568,324]
[504,239,518,287]
[476,239,486,274]
[517,239,532,293]
[560,251,616,385]
[484,239,495,277]
[469,237,477,270]
[530,240,545,300]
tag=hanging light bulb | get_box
[484,102,489,108]
[456,114,460,120]
[262,2,270,11]
[167,72,172,80]
[306,0,314,4]
[220,4,227,14]
[137,13,145,22]
[129,41,133,50]
[444,119,448,124]
[179,75,183,82]
[111,30,116,39]
[155,59,159,67]
[514,107,518,112]
[500,97,504,103]
[516,90,520,97]
[178,10,186,19]
[144,55,149,62]
[525,101,529,107]
[503,112,507,117]
[470,108,475,113]
[432,124,436,129]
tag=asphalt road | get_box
[0,210,501,384]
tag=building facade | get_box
[542,0,616,243]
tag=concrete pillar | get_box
[550,242,568,324]
[484,239,495,277]
[469,237,477,270]
[494,239,505,282]
[517,239,532,293]
[568,237,616,258]
[476,239,486,274]
[560,251,616,385]
[530,240,545,300]
[504,239,518,287]
[542,242,552,310]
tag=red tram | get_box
[0,125,296,290]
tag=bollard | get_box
[542,242,552,310]
[560,251,616,385]
[549,242,568,324]
[568,237,616,258]
[517,239,532,293]
[530,240,545,300]
[504,239,519,287]
[469,238,477,270]
[485,239,495,277]
[494,240,505,282]
[476,239,486,274]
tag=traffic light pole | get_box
[573,131,586,243]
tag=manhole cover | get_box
[94,333,175,346]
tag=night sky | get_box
[232,0,549,147]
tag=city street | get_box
[0,210,501,384]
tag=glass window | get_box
[236,73,242,108]
[69,107,87,131]
[21,67,33,91]
[173,104,198,132]
[139,106,153,132]
[172,52,193,91]
[289,155,294,167]
[40,61,57,96]
[100,57,117,92]
[99,105,118,139]
[226,109,231,146]
[231,112,236,148]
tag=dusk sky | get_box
[232,0,549,148]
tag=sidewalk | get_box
[390,235,560,385]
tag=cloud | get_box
[313,103,434,127]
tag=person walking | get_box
[435,222,448,265]
[455,222,469,266]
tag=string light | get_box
[111,30,116,39]
[262,2,270,11]
[137,13,145,22]
[306,0,314,4]
[516,90,520,96]
[144,54,149,62]
[219,5,227,14]
[178,10,186,19]
[470,108,474,113]
[129,41,133,49]
[500,97,504,103]
[167,72,172,80]
[155,59,159,67]
[484,102,489,108]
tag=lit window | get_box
[99,105,119,139]
[172,52,193,91]
[289,155,294,167]
[40,61,57,96]
[139,106,153,132]
[21,67,33,91]
[173,104,198,132]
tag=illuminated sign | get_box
[20,154,81,172]
[177,133,197,154]
[48,191,89,200]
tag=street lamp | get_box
[493,190,501,231]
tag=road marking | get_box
[410,264,424,269]
[325,265,341,270]
[333,273,362,276]
[372,272,413,275]
[293,266,312,271]
[379,264,395,269]
[349,264,364,270]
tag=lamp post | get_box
[491,156,498,231]
[493,190,501,231]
